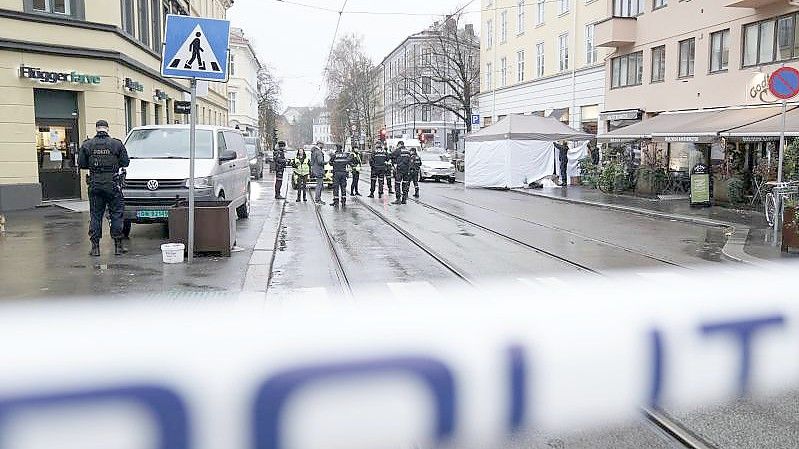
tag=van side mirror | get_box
[219,150,237,163]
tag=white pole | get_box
[188,78,197,264]
[571,0,578,130]
[492,2,497,122]
[778,99,787,183]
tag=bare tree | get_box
[257,66,281,148]
[401,14,480,133]
[326,33,380,146]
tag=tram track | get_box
[644,408,720,449]
[313,204,353,299]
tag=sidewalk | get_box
[513,185,784,262]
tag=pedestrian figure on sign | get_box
[78,120,130,257]
[185,32,206,70]
[368,141,389,199]
[330,145,354,207]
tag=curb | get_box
[510,188,734,229]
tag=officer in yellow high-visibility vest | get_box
[292,148,311,202]
[350,149,363,196]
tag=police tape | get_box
[0,266,797,449]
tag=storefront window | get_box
[668,143,692,172]
[140,100,149,126]
[125,96,134,133]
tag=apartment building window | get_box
[613,0,644,17]
[486,62,493,89]
[486,19,493,48]
[138,0,150,46]
[122,0,135,35]
[743,13,799,67]
[611,51,643,88]
[230,55,236,77]
[500,11,508,43]
[651,45,665,82]
[422,76,432,94]
[422,106,431,122]
[585,23,597,64]
[558,33,569,71]
[678,38,695,77]
[558,0,570,14]
[710,29,730,72]
[516,50,526,82]
[228,92,237,114]
[500,57,508,87]
[536,0,545,25]
[536,42,545,77]
[30,0,71,15]
[653,0,667,10]
[517,0,525,33]
[422,47,432,66]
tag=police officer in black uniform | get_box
[78,120,130,257]
[556,141,569,188]
[329,145,353,207]
[390,141,412,205]
[273,141,287,199]
[409,147,422,199]
[368,141,389,198]
[385,151,394,195]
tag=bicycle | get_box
[764,181,799,228]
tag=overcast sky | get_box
[227,0,481,111]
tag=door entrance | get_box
[36,120,81,200]
[34,89,81,200]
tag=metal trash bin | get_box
[168,200,236,256]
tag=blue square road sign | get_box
[161,15,231,81]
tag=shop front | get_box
[33,88,82,200]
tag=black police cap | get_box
[95,120,109,128]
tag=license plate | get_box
[137,210,169,219]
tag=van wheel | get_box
[237,184,251,219]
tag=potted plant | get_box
[782,197,799,253]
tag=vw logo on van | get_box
[146,180,159,191]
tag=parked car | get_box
[418,151,456,183]
[244,138,265,179]
[121,125,252,236]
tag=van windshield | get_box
[125,129,214,159]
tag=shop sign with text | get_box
[19,66,101,85]
[124,78,144,93]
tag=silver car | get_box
[121,125,252,235]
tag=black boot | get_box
[341,197,347,207]
[114,239,127,255]
[329,198,339,206]
[414,189,419,198]
[90,242,100,257]
[367,193,375,198]
[401,194,408,205]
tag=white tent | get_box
[465,114,592,188]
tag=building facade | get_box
[227,27,261,137]
[0,0,231,211]
[381,24,470,149]
[477,0,610,134]
[313,111,332,145]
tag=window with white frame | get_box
[517,0,525,33]
[536,0,545,25]
[536,42,545,77]
[517,50,525,82]
[651,45,665,82]
[422,76,432,94]
[422,105,431,122]
[611,51,643,88]
[500,57,508,86]
[678,37,695,77]
[486,19,494,48]
[613,0,644,17]
[585,23,597,64]
[500,10,508,43]
[558,33,569,71]
[653,0,667,9]
[558,0,569,15]
[230,55,236,77]
[422,47,432,65]
[486,62,493,89]
[31,0,71,15]
[710,29,730,72]
[228,92,237,114]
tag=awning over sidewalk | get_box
[597,106,786,143]
[721,106,799,139]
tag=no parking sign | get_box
[769,67,799,100]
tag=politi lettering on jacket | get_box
[19,66,101,85]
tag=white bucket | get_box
[161,243,185,264]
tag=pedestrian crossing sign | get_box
[161,15,230,81]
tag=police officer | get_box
[409,147,422,199]
[390,141,412,205]
[273,141,287,199]
[78,120,130,257]
[329,145,353,207]
[368,141,388,198]
[350,148,362,196]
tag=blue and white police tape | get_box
[0,266,796,449]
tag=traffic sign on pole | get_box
[768,67,799,100]
[161,15,230,264]
[161,15,231,81]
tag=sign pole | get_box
[778,99,787,183]
[188,78,197,264]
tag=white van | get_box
[121,125,251,235]
[386,138,422,152]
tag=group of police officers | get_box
[273,140,423,207]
